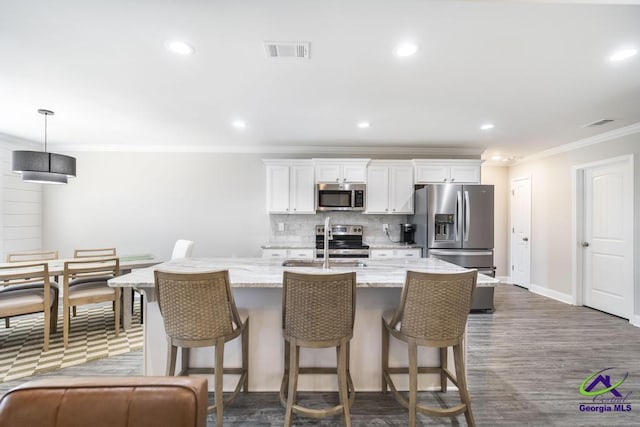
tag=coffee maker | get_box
[400,224,416,245]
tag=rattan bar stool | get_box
[154,270,249,427]
[280,271,356,427]
[381,270,478,427]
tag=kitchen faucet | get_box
[323,216,332,269]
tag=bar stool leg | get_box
[215,337,225,427]
[453,344,475,427]
[338,339,351,427]
[284,341,298,427]
[166,344,177,376]
[440,347,448,392]
[242,318,249,392]
[408,339,418,427]
[381,319,389,392]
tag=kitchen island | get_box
[109,257,498,392]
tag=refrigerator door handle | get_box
[456,190,462,241]
[464,190,470,242]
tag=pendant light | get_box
[12,109,76,184]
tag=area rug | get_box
[0,301,143,383]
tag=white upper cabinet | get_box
[413,159,482,184]
[313,159,369,183]
[366,160,414,214]
[264,160,315,214]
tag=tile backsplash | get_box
[269,212,410,244]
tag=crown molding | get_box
[515,122,640,166]
[50,143,484,157]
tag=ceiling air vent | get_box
[585,119,614,127]
[264,42,310,59]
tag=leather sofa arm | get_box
[0,376,208,427]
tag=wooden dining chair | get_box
[0,263,56,351]
[3,250,60,329]
[74,248,117,258]
[63,257,121,348]
[6,250,59,263]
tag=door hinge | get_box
[512,265,514,271]
[512,227,515,233]
[511,189,515,196]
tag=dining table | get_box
[0,254,162,330]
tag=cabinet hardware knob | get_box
[443,178,447,182]
[522,237,528,242]
[336,178,339,182]
[451,178,455,182]
[392,208,396,212]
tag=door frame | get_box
[571,154,634,319]
[510,175,532,287]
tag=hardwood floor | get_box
[2,284,639,426]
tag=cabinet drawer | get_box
[370,249,395,259]
[396,249,422,258]
[287,249,315,259]
[262,249,287,258]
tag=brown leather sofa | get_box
[0,376,208,427]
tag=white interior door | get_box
[583,159,633,319]
[510,177,531,287]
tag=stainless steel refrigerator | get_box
[411,184,495,277]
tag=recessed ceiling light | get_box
[491,155,502,161]
[394,43,418,57]
[357,122,371,129]
[231,120,246,129]
[609,48,637,62]
[480,123,495,131]
[166,41,195,55]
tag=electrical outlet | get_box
[278,222,285,232]
[383,223,389,233]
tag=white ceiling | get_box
[1,0,639,161]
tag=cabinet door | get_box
[370,249,394,259]
[262,249,287,258]
[395,248,422,258]
[286,249,315,259]
[315,164,341,183]
[290,165,315,214]
[342,164,367,183]
[366,166,390,213]
[415,165,449,183]
[266,165,290,213]
[389,166,414,214]
[449,165,481,183]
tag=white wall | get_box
[42,152,271,259]
[481,165,509,278]
[42,153,509,271]
[0,135,43,261]
[508,131,640,321]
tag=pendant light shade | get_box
[12,109,76,184]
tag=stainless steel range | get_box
[315,224,369,258]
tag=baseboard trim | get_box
[630,315,640,328]
[528,284,573,305]
[496,275,510,284]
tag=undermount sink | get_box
[281,260,367,268]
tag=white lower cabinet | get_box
[370,248,422,259]
[262,248,315,259]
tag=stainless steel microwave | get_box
[316,183,366,211]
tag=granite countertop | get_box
[109,257,498,289]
